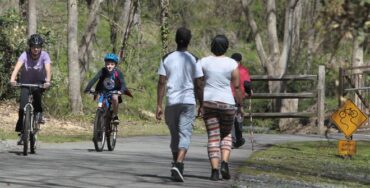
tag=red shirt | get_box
[231,64,251,98]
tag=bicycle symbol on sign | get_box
[339,108,358,130]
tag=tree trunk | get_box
[68,0,83,113]
[120,0,140,61]
[241,0,301,129]
[278,99,299,131]
[352,33,365,108]
[27,0,37,36]
[160,0,169,55]
[107,0,122,53]
[79,0,103,80]
[121,0,139,50]
[19,0,27,21]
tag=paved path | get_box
[0,134,367,188]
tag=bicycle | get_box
[90,90,119,152]
[15,83,44,156]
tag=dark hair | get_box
[231,53,242,62]
[28,34,44,47]
[176,27,191,48]
[211,35,228,56]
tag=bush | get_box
[0,9,26,99]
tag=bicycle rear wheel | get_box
[23,106,32,156]
[93,109,106,152]
[107,123,117,151]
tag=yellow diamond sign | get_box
[331,99,368,137]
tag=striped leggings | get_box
[202,101,236,159]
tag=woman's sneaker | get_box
[221,161,230,180]
[210,169,219,181]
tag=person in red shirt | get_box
[231,53,252,148]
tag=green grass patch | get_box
[38,134,91,143]
[0,117,207,143]
[239,141,370,187]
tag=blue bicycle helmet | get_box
[104,53,119,63]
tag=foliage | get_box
[321,0,370,36]
[0,0,369,132]
[0,9,26,99]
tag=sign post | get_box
[331,99,368,157]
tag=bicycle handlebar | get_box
[15,83,45,88]
[89,90,121,95]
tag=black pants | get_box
[232,117,244,143]
[15,87,43,133]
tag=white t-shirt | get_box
[158,51,203,106]
[199,55,238,105]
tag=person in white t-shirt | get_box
[156,27,204,182]
[198,35,244,181]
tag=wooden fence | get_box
[248,65,326,134]
[339,65,370,131]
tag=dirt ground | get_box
[0,100,91,136]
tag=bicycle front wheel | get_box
[22,106,32,156]
[30,114,40,154]
[107,123,117,151]
[30,120,38,154]
[93,109,106,152]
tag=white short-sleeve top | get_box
[158,51,203,106]
[199,55,238,105]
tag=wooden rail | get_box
[248,66,326,134]
[251,75,317,81]
[251,112,316,118]
[251,92,317,99]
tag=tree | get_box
[160,0,169,55]
[241,0,302,130]
[68,0,83,113]
[320,0,369,106]
[120,0,140,60]
[27,0,36,36]
[79,0,103,80]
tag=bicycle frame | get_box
[92,90,119,152]
[98,93,112,110]
[16,83,44,155]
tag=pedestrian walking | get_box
[156,27,204,182]
[198,35,244,181]
[230,53,252,148]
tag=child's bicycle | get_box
[15,83,44,156]
[90,90,119,152]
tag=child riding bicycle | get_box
[84,53,128,123]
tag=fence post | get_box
[317,65,325,135]
[338,67,344,107]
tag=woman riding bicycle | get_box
[84,53,128,123]
[10,34,52,145]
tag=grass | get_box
[0,117,207,143]
[238,141,370,187]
